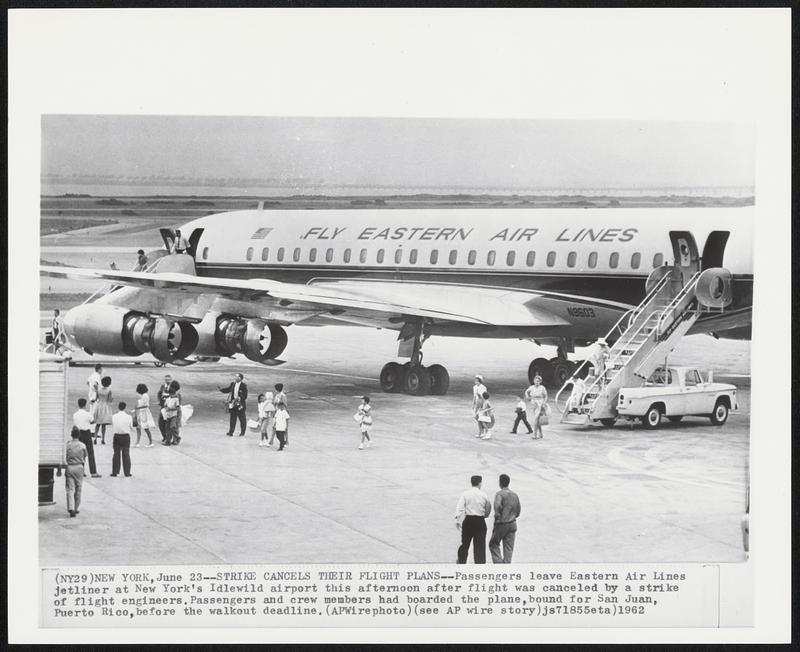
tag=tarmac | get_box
[39,325,751,565]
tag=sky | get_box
[41,115,754,189]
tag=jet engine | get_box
[194,314,288,363]
[63,304,199,362]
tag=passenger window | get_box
[343,248,351,263]
[609,252,619,269]
[261,247,269,262]
[202,247,209,260]
[588,251,598,268]
[546,251,556,267]
[277,247,285,262]
[468,250,477,265]
[309,248,317,263]
[506,251,515,266]
[293,248,301,262]
[449,249,458,265]
[526,251,535,267]
[487,250,496,266]
[394,248,403,264]
[409,249,418,264]
[359,248,367,264]
[653,253,664,268]
[246,247,254,261]
[567,251,577,268]
[326,248,333,263]
[377,249,385,264]
[631,252,641,269]
[430,250,439,265]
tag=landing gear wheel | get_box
[379,362,405,393]
[404,365,432,396]
[154,361,166,368]
[552,360,575,387]
[667,416,683,424]
[529,358,553,385]
[710,401,729,426]
[576,362,593,379]
[642,405,662,429]
[427,364,450,396]
[599,418,616,427]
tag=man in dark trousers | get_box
[219,372,248,436]
[72,398,100,477]
[156,374,172,442]
[489,474,522,563]
[454,475,492,564]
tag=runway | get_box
[39,325,750,565]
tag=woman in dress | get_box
[525,375,549,440]
[472,375,487,438]
[93,376,113,444]
[476,391,495,440]
[134,383,156,447]
[168,380,183,445]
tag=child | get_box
[274,402,290,451]
[477,391,494,440]
[257,393,274,447]
[356,396,373,450]
[511,396,533,434]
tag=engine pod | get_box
[148,318,199,362]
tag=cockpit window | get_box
[251,227,273,239]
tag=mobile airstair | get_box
[556,264,732,426]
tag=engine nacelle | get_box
[695,267,733,309]
[62,304,198,362]
[195,314,288,363]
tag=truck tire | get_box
[599,418,616,427]
[667,416,683,424]
[642,405,662,429]
[710,400,729,426]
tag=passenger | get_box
[476,391,495,440]
[356,396,373,450]
[133,383,155,448]
[587,337,611,383]
[51,309,65,352]
[87,364,103,407]
[257,394,273,447]
[161,388,181,446]
[65,427,87,517]
[511,395,533,435]
[110,402,133,477]
[454,474,492,564]
[525,375,548,440]
[171,229,189,254]
[472,375,487,438]
[274,383,288,445]
[489,474,522,564]
[566,375,587,413]
[169,380,185,444]
[135,249,149,271]
[219,373,248,437]
[262,390,276,446]
[92,376,114,445]
[273,402,290,451]
[156,374,173,442]
[73,398,100,478]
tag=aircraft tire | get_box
[552,360,574,388]
[379,362,405,393]
[529,358,553,385]
[404,365,432,396]
[427,364,450,395]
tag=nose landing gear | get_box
[379,321,450,396]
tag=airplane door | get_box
[160,227,176,251]
[701,230,730,270]
[669,231,700,285]
[188,228,204,258]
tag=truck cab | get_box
[617,365,738,429]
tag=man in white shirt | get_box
[87,364,103,405]
[110,402,134,477]
[73,398,100,477]
[171,229,190,254]
[455,475,492,564]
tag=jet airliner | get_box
[41,206,753,395]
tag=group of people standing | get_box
[472,374,550,440]
[218,373,291,451]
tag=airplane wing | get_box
[40,266,571,328]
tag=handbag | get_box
[353,413,362,422]
[478,414,491,423]
[538,412,549,426]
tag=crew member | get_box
[455,475,492,564]
[171,229,189,254]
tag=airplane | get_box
[40,205,753,395]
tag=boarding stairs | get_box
[81,248,170,304]
[556,265,726,426]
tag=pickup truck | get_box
[616,366,738,429]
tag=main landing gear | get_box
[527,339,591,388]
[379,322,450,396]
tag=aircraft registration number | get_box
[566,307,596,318]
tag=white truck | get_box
[616,366,738,429]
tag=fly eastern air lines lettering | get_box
[297,226,638,242]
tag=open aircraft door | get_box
[669,231,701,285]
[701,230,730,270]
[159,227,204,258]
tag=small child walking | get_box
[257,393,275,447]
[356,396,373,450]
[511,395,533,434]
[274,402,290,451]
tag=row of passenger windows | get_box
[207,246,664,270]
